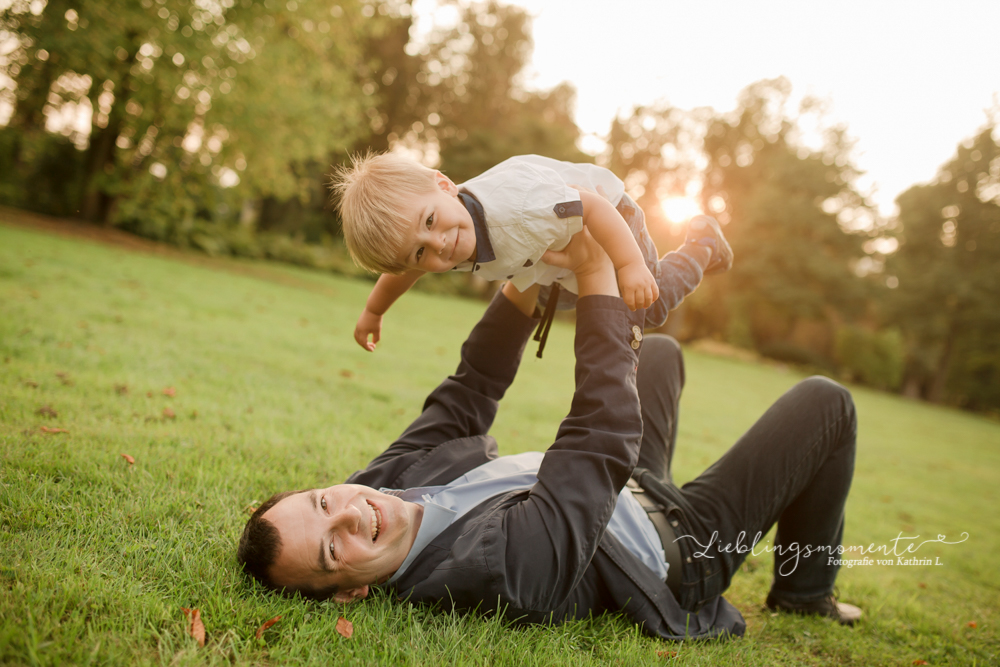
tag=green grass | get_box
[1,218,998,666]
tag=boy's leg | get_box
[676,377,857,604]
[634,334,685,484]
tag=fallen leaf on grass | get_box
[163,407,176,419]
[339,369,354,379]
[182,607,206,647]
[163,386,176,397]
[657,650,677,658]
[917,582,927,589]
[55,372,73,385]
[115,384,129,395]
[967,621,977,628]
[36,405,58,418]
[121,453,135,465]
[336,616,353,638]
[24,379,39,388]
[255,615,282,639]
[913,661,928,665]
[40,426,68,434]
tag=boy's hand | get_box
[354,308,383,352]
[617,260,658,311]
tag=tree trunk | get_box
[928,320,958,403]
[79,48,135,223]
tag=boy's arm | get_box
[355,270,423,351]
[578,190,657,311]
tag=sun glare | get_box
[660,196,702,225]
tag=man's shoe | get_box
[765,591,863,626]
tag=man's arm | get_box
[348,284,541,485]
[354,271,423,351]
[494,230,647,610]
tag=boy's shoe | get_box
[686,215,733,274]
[765,591,863,626]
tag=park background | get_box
[2,0,999,665]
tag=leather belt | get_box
[627,478,683,596]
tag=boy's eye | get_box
[415,247,424,262]
[425,214,433,229]
[329,541,336,561]
[321,497,327,511]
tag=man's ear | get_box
[332,585,369,603]
[434,171,458,195]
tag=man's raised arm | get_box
[348,284,540,484]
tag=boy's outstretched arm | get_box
[577,190,658,311]
[355,270,423,351]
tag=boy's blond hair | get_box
[331,151,439,275]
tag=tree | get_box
[688,78,873,364]
[886,122,1000,409]
[0,0,373,233]
[419,0,587,182]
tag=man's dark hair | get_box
[237,491,298,589]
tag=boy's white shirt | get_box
[455,155,626,295]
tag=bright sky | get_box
[416,0,1000,216]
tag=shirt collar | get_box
[458,190,495,263]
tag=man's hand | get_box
[542,228,619,298]
[617,260,658,311]
[354,308,383,352]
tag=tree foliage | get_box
[1,0,372,231]
[887,123,1000,410]
[685,78,873,363]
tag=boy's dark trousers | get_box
[631,335,858,611]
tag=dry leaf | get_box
[24,379,39,388]
[967,621,977,628]
[163,407,176,419]
[36,405,58,418]
[147,391,153,398]
[115,384,129,395]
[255,615,282,639]
[182,607,206,647]
[40,426,68,434]
[336,616,353,639]
[163,386,176,397]
[917,582,927,589]
[657,650,677,658]
[913,661,929,665]
[121,453,135,465]
[339,369,354,378]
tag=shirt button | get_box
[632,325,642,336]
[670,520,678,528]
[631,340,640,350]
[686,556,693,563]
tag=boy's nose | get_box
[431,234,447,254]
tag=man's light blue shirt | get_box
[384,452,668,584]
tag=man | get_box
[237,229,861,639]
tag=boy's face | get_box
[396,172,477,272]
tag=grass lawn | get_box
[2,215,998,666]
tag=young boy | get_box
[332,152,731,351]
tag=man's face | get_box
[263,484,423,602]
[396,172,477,273]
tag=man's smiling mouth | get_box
[368,501,382,542]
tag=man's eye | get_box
[425,214,433,229]
[415,247,424,262]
